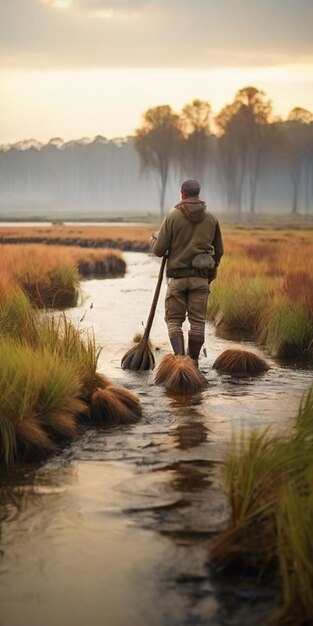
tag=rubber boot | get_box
[188,335,203,368]
[170,334,185,356]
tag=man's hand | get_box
[149,231,159,253]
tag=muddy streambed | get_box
[0,252,312,626]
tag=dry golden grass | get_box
[0,224,153,244]
[0,244,125,281]
[0,244,125,308]
[155,354,207,393]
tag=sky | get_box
[1,0,313,144]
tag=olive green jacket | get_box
[150,198,224,278]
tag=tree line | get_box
[0,85,312,219]
[135,86,313,218]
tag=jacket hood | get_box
[175,197,206,223]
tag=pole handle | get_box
[142,255,167,341]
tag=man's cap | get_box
[181,179,201,196]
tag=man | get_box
[150,179,223,367]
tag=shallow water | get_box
[0,252,312,626]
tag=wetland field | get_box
[0,222,312,626]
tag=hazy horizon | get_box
[1,0,312,144]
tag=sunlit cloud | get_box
[42,0,73,8]
[75,0,153,18]
[77,0,152,9]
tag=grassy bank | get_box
[0,244,126,308]
[0,223,153,251]
[209,385,313,625]
[0,282,140,466]
[0,243,138,465]
[208,229,313,361]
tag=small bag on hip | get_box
[191,245,215,270]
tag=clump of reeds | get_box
[0,244,126,310]
[75,249,126,277]
[91,386,142,426]
[155,354,207,394]
[21,265,79,308]
[209,385,313,625]
[207,230,313,363]
[0,289,142,464]
[264,301,313,361]
[213,348,269,376]
[0,279,36,340]
[0,337,87,465]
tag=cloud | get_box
[77,0,152,8]
[1,0,312,70]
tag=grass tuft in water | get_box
[155,354,207,393]
[209,385,313,625]
[91,386,142,425]
[213,348,269,376]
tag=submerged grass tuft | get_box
[155,354,207,394]
[213,348,269,376]
[91,386,142,426]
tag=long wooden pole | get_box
[121,255,167,370]
[142,255,167,341]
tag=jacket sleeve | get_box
[212,220,224,266]
[149,216,173,257]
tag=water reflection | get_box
[172,420,209,450]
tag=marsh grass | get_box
[36,315,107,401]
[208,230,313,361]
[0,244,126,310]
[209,385,313,624]
[265,302,313,359]
[75,249,126,277]
[275,482,313,625]
[0,302,140,464]
[0,224,153,245]
[0,337,86,464]
[0,281,35,339]
[21,265,79,308]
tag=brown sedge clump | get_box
[213,348,269,376]
[155,354,207,394]
[91,385,142,425]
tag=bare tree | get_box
[134,105,182,220]
[285,108,313,214]
[179,99,213,180]
[216,87,274,213]
[215,102,247,213]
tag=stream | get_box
[0,252,312,626]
